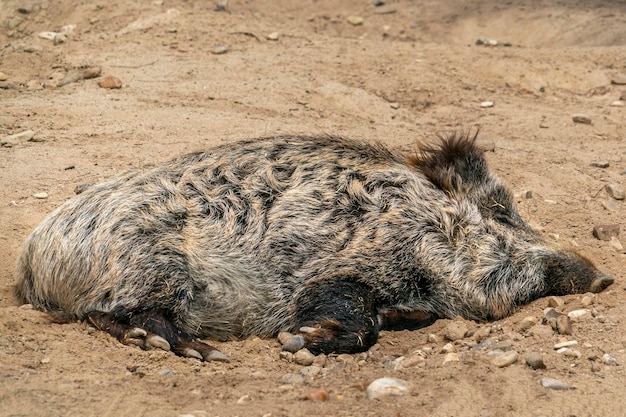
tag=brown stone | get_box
[592,224,620,241]
[98,75,123,89]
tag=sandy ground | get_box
[1,1,626,416]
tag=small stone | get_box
[602,200,620,212]
[293,348,316,366]
[444,320,469,341]
[401,355,425,368]
[299,388,329,401]
[606,184,625,200]
[525,352,546,370]
[365,377,409,400]
[554,340,578,349]
[611,74,626,85]
[547,296,564,308]
[0,72,7,81]
[602,353,620,366]
[278,331,304,352]
[1,130,36,147]
[98,75,122,89]
[347,16,364,26]
[486,39,498,46]
[160,369,175,378]
[480,101,494,108]
[490,350,518,368]
[528,324,554,338]
[236,394,251,404]
[278,373,304,385]
[473,326,491,343]
[279,351,293,362]
[592,224,620,241]
[609,236,624,252]
[517,316,537,333]
[427,333,442,343]
[266,32,279,41]
[440,342,454,353]
[210,45,229,55]
[610,100,625,107]
[18,3,38,13]
[313,354,327,368]
[591,161,610,168]
[557,348,581,358]
[389,102,399,109]
[442,352,460,365]
[40,357,51,364]
[556,315,572,335]
[581,294,595,307]
[32,192,49,199]
[573,114,592,124]
[299,365,321,376]
[541,377,569,390]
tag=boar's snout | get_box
[589,273,614,293]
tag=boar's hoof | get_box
[144,334,171,351]
[589,274,614,293]
[86,310,229,362]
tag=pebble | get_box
[160,369,175,378]
[525,352,546,369]
[313,354,327,368]
[547,296,564,308]
[572,114,592,124]
[299,365,321,376]
[567,309,589,320]
[279,351,293,362]
[591,161,610,168]
[602,200,620,212]
[236,394,251,404]
[401,355,425,368]
[610,100,624,107]
[0,72,7,81]
[557,348,581,358]
[480,101,494,108]
[609,236,624,252]
[490,350,518,368]
[210,45,229,55]
[528,324,554,339]
[611,74,626,85]
[554,340,578,349]
[427,333,442,343]
[556,315,572,335]
[606,184,625,200]
[444,320,469,341]
[278,331,304,352]
[592,224,620,241]
[266,32,279,41]
[1,130,36,147]
[278,373,304,385]
[365,377,409,399]
[298,388,329,401]
[541,377,569,390]
[98,75,123,89]
[440,342,454,353]
[293,348,316,366]
[442,352,460,365]
[473,326,491,343]
[517,316,537,333]
[602,353,620,366]
[347,16,364,26]
[32,192,49,199]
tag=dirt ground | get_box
[1,0,626,416]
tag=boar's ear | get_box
[408,131,489,193]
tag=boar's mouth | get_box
[544,252,614,296]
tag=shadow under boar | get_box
[16,134,613,361]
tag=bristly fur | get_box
[407,131,486,194]
[15,133,612,358]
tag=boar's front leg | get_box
[281,280,380,355]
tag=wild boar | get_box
[16,133,613,361]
